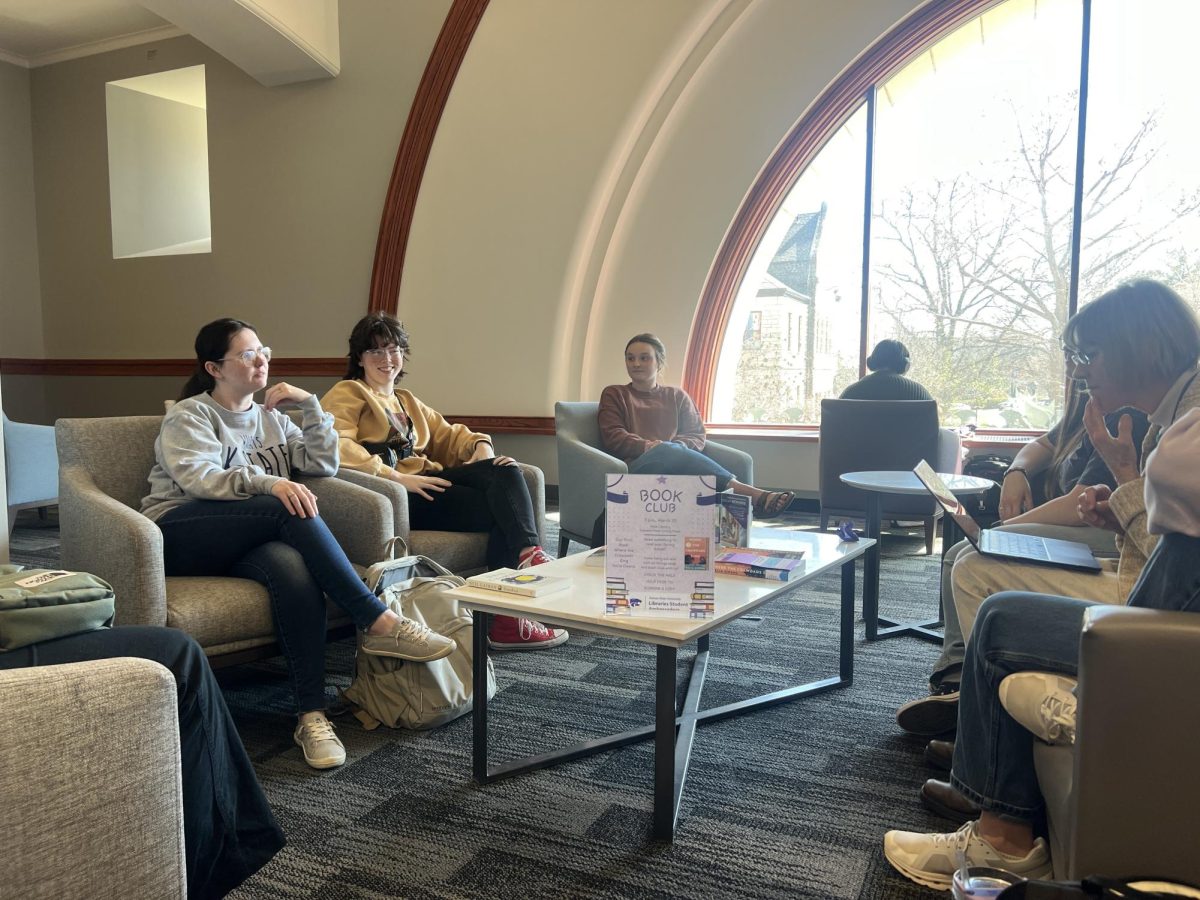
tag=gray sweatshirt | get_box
[141,392,339,521]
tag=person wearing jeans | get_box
[883,406,1200,889]
[143,318,456,771]
[321,313,567,652]
[0,626,285,899]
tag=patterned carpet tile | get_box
[9,506,954,899]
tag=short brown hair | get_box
[345,313,410,382]
[1063,280,1200,389]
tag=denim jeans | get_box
[930,524,1118,690]
[406,460,541,568]
[157,495,387,713]
[950,534,1200,823]
[628,441,735,490]
[0,626,285,899]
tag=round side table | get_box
[839,470,994,643]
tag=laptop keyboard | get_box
[986,531,1050,561]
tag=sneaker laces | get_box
[928,821,978,851]
[1039,691,1077,742]
[392,616,434,645]
[517,618,552,640]
[298,716,337,742]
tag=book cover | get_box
[713,562,797,581]
[466,568,571,598]
[715,492,751,549]
[714,548,806,580]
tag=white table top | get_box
[447,527,874,648]
[839,470,994,496]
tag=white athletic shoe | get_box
[883,820,1052,890]
[999,671,1078,745]
[294,715,346,770]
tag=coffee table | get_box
[449,528,872,841]
[838,470,994,643]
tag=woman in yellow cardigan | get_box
[322,313,567,651]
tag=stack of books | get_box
[465,568,571,597]
[714,547,806,581]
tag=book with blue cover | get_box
[713,547,806,581]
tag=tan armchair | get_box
[0,657,186,899]
[56,416,394,667]
[337,463,548,575]
[1030,605,1200,882]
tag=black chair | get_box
[818,399,961,554]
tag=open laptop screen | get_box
[912,460,983,546]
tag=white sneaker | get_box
[883,820,1052,890]
[294,715,346,770]
[999,672,1078,745]
[361,616,455,662]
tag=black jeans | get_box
[408,460,541,568]
[157,496,388,714]
[0,626,285,899]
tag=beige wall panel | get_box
[28,0,451,367]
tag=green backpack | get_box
[0,565,116,652]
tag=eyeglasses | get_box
[217,347,271,366]
[364,346,405,360]
[1061,345,1094,367]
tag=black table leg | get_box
[863,493,881,640]
[472,610,490,783]
[653,645,678,841]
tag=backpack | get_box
[962,453,1016,525]
[0,565,116,652]
[341,544,497,731]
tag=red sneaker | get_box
[517,546,553,569]
[488,615,569,651]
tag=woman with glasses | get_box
[321,313,567,652]
[142,317,456,771]
[895,280,1200,744]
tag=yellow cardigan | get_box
[320,380,492,477]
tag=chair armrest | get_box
[557,438,627,536]
[936,428,963,475]
[58,465,168,626]
[1067,605,1200,882]
[298,474,394,566]
[704,440,754,486]
[4,419,59,506]
[0,657,186,899]
[334,468,413,543]
[517,463,548,548]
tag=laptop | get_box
[912,460,1102,572]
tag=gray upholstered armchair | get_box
[554,401,754,556]
[1029,605,1200,883]
[3,411,58,536]
[818,399,961,554]
[336,463,547,576]
[0,657,186,899]
[55,416,394,667]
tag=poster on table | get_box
[604,473,717,619]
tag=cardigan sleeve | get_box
[320,381,391,477]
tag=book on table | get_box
[465,568,571,597]
[713,547,806,581]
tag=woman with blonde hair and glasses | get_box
[321,313,568,652]
[143,317,456,771]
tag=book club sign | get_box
[604,474,717,619]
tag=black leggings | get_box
[0,626,284,899]
[407,460,540,568]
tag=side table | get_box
[838,470,994,643]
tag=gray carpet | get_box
[10,507,955,899]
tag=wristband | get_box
[1003,466,1029,480]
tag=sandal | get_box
[752,490,794,519]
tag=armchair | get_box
[55,416,394,667]
[818,399,961,554]
[0,657,186,899]
[555,401,754,556]
[336,463,547,576]
[1030,605,1200,883]
[3,411,58,536]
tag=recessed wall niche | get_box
[106,65,211,259]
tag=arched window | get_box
[699,0,1200,430]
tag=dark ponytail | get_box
[179,318,255,400]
